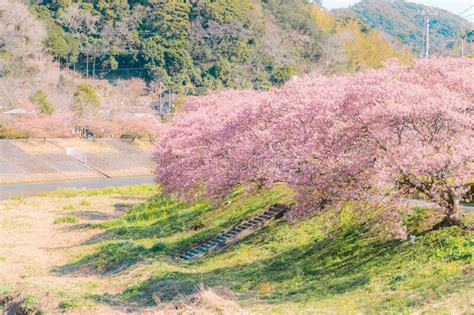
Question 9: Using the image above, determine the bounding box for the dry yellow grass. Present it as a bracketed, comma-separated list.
[154, 285, 250, 315]
[0, 190, 248, 314]
[0, 193, 140, 313]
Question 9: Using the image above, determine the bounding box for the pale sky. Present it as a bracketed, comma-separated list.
[322, 0, 474, 18]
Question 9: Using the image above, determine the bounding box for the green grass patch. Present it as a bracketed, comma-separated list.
[63, 204, 76, 211]
[22, 294, 39, 309]
[0, 283, 9, 294]
[0, 128, 27, 139]
[9, 196, 26, 205]
[41, 184, 158, 198]
[54, 215, 79, 224]
[63, 241, 146, 274]
[59, 185, 292, 275]
[58, 298, 79, 312]
[80, 199, 91, 206]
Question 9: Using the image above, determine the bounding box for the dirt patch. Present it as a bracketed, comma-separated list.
[0, 194, 141, 313]
[0, 189, 249, 314]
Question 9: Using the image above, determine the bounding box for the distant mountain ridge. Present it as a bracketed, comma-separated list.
[333, 0, 472, 57]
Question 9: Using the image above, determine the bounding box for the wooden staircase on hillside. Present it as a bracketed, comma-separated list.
[180, 204, 289, 260]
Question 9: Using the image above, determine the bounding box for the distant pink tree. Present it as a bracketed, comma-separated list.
[11, 112, 73, 141]
[75, 113, 159, 141]
[156, 58, 473, 228]
[74, 116, 115, 138]
[112, 114, 159, 141]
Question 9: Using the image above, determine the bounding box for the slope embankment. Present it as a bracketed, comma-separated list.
[0, 184, 471, 314]
[0, 139, 154, 185]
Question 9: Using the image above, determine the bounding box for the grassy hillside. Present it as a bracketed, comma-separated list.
[2, 184, 471, 313]
[334, 0, 473, 57]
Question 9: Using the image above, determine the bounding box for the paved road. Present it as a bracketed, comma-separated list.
[0, 176, 155, 199]
[408, 199, 474, 213]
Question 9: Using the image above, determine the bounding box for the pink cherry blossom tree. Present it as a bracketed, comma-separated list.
[364, 59, 474, 227]
[11, 112, 73, 141]
[154, 58, 474, 229]
[112, 114, 159, 142]
[73, 113, 159, 141]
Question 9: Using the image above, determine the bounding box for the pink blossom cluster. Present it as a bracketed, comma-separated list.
[9, 111, 159, 140]
[75, 114, 158, 139]
[155, 58, 474, 225]
[11, 111, 74, 139]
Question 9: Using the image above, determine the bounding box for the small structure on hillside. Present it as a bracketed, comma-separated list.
[151, 92, 176, 117]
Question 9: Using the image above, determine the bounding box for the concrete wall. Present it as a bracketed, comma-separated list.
[0, 139, 154, 184]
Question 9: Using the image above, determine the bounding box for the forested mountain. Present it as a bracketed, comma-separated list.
[29, 0, 416, 94]
[334, 0, 473, 57]
[1, 0, 412, 122]
[31, 0, 327, 94]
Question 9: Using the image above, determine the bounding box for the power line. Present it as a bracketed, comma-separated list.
[459, 5, 474, 16]
[446, 37, 468, 57]
[72, 67, 150, 73]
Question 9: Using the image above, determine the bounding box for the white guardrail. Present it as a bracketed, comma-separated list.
[66, 148, 87, 164]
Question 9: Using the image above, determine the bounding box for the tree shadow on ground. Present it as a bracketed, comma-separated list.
[55, 190, 285, 276]
[81, 230, 116, 245]
[112, 196, 149, 201]
[113, 203, 134, 212]
[54, 199, 273, 276]
[72, 211, 116, 221]
[87, 225, 400, 309]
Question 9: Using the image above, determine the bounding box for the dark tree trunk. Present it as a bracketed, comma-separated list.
[445, 196, 462, 225]
[435, 195, 463, 228]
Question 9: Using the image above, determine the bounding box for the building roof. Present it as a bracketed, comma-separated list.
[2, 108, 33, 115]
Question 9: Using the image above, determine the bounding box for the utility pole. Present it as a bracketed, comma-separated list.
[418, 10, 437, 58]
[424, 13, 430, 58]
[445, 38, 466, 58]
[168, 86, 172, 121]
[158, 82, 163, 117]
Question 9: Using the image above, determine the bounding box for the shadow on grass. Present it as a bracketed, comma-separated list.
[55, 209, 270, 275]
[54, 240, 151, 275]
[72, 211, 115, 221]
[86, 225, 400, 309]
[81, 230, 116, 245]
[57, 189, 287, 276]
[113, 203, 134, 212]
